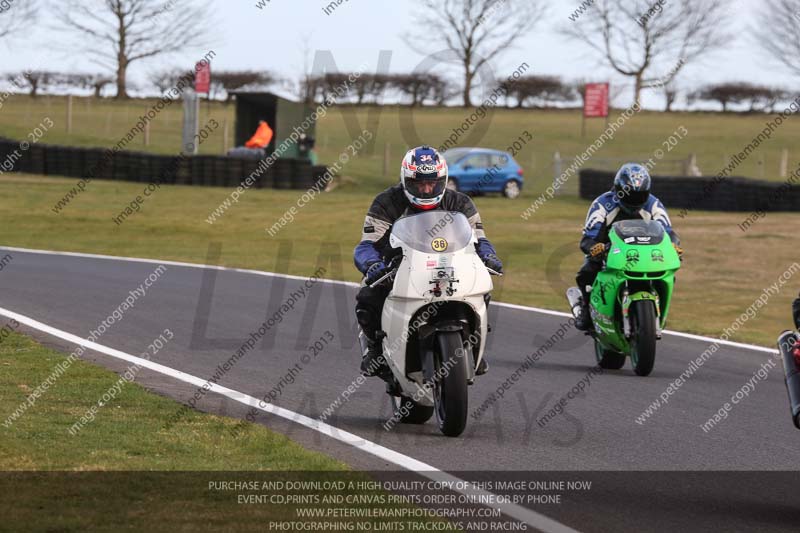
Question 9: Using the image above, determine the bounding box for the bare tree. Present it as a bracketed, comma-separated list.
[407, 0, 547, 107]
[7, 70, 56, 97]
[662, 81, 678, 112]
[81, 73, 116, 97]
[431, 76, 457, 106]
[351, 74, 372, 105]
[690, 83, 783, 113]
[148, 67, 194, 95]
[391, 73, 449, 106]
[56, 0, 213, 98]
[59, 72, 115, 97]
[320, 73, 355, 104]
[754, 0, 800, 76]
[301, 75, 323, 104]
[505, 76, 579, 108]
[563, 0, 731, 106]
[0, 0, 37, 41]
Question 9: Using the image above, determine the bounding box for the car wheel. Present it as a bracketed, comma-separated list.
[446, 178, 459, 192]
[503, 180, 520, 199]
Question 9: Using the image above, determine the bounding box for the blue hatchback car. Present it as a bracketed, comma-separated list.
[442, 148, 524, 199]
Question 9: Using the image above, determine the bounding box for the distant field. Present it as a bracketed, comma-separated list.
[1, 95, 798, 193]
[1, 173, 797, 347]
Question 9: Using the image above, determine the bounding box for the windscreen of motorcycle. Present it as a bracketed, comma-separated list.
[391, 211, 473, 254]
[612, 219, 665, 245]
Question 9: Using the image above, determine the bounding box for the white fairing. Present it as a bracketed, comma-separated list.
[381, 211, 493, 406]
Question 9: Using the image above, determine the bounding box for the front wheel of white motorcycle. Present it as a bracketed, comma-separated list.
[434, 331, 469, 437]
[392, 396, 434, 424]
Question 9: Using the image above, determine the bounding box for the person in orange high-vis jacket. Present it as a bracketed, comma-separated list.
[245, 120, 273, 148]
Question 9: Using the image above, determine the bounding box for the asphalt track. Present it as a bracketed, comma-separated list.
[1, 246, 799, 532]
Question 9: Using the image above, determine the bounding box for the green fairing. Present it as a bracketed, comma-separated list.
[590, 220, 681, 356]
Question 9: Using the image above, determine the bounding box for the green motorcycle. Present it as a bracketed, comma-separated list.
[566, 219, 681, 376]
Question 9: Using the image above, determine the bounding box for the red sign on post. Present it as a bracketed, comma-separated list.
[584, 83, 609, 118]
[195, 61, 211, 94]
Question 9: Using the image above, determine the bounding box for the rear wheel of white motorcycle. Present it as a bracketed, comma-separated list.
[594, 340, 625, 370]
[434, 331, 469, 437]
[392, 396, 434, 424]
[630, 300, 657, 376]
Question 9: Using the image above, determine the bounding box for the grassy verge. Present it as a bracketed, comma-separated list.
[1, 173, 797, 347]
[0, 331, 346, 470]
[0, 332, 457, 530]
[2, 95, 798, 191]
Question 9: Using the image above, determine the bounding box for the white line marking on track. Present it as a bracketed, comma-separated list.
[0, 305, 579, 533]
[0, 245, 778, 355]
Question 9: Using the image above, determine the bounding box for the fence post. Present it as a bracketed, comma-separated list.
[144, 120, 150, 146]
[66, 95, 73, 135]
[182, 89, 199, 155]
[780, 148, 789, 178]
[383, 142, 390, 177]
[685, 153, 698, 176]
[223, 119, 229, 153]
[553, 151, 562, 182]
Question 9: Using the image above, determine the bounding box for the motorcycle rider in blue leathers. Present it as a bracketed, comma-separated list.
[575, 163, 682, 331]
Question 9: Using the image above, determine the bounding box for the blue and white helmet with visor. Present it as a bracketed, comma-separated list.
[400, 145, 449, 210]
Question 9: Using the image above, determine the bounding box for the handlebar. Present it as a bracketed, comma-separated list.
[367, 268, 398, 288]
[367, 256, 503, 287]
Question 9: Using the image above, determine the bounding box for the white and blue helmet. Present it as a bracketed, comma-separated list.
[613, 163, 652, 214]
[400, 145, 448, 210]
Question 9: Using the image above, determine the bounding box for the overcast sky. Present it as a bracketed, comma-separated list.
[2, 0, 795, 108]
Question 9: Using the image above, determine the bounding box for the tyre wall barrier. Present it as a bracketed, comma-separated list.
[579, 169, 800, 212]
[0, 138, 325, 190]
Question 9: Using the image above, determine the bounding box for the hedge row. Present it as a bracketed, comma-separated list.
[0, 138, 328, 190]
[579, 169, 800, 212]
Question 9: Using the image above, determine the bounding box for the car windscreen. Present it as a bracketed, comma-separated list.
[391, 211, 473, 254]
[442, 149, 472, 164]
[612, 219, 665, 242]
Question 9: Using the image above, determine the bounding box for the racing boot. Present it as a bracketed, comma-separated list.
[360, 333, 390, 378]
[575, 301, 592, 332]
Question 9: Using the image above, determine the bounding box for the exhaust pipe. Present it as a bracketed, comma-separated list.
[777, 331, 800, 429]
[566, 287, 583, 319]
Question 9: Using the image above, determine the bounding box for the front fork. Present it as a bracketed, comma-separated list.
[621, 284, 662, 339]
[419, 321, 476, 387]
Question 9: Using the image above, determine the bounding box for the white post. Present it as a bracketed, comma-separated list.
[383, 142, 390, 177]
[66, 95, 73, 135]
[780, 148, 788, 178]
[182, 89, 199, 155]
[553, 151, 563, 195]
[553, 151, 562, 181]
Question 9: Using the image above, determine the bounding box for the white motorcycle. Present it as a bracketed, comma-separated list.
[362, 210, 499, 437]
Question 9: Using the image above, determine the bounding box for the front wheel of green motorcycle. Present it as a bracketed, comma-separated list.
[594, 339, 625, 370]
[630, 300, 658, 376]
